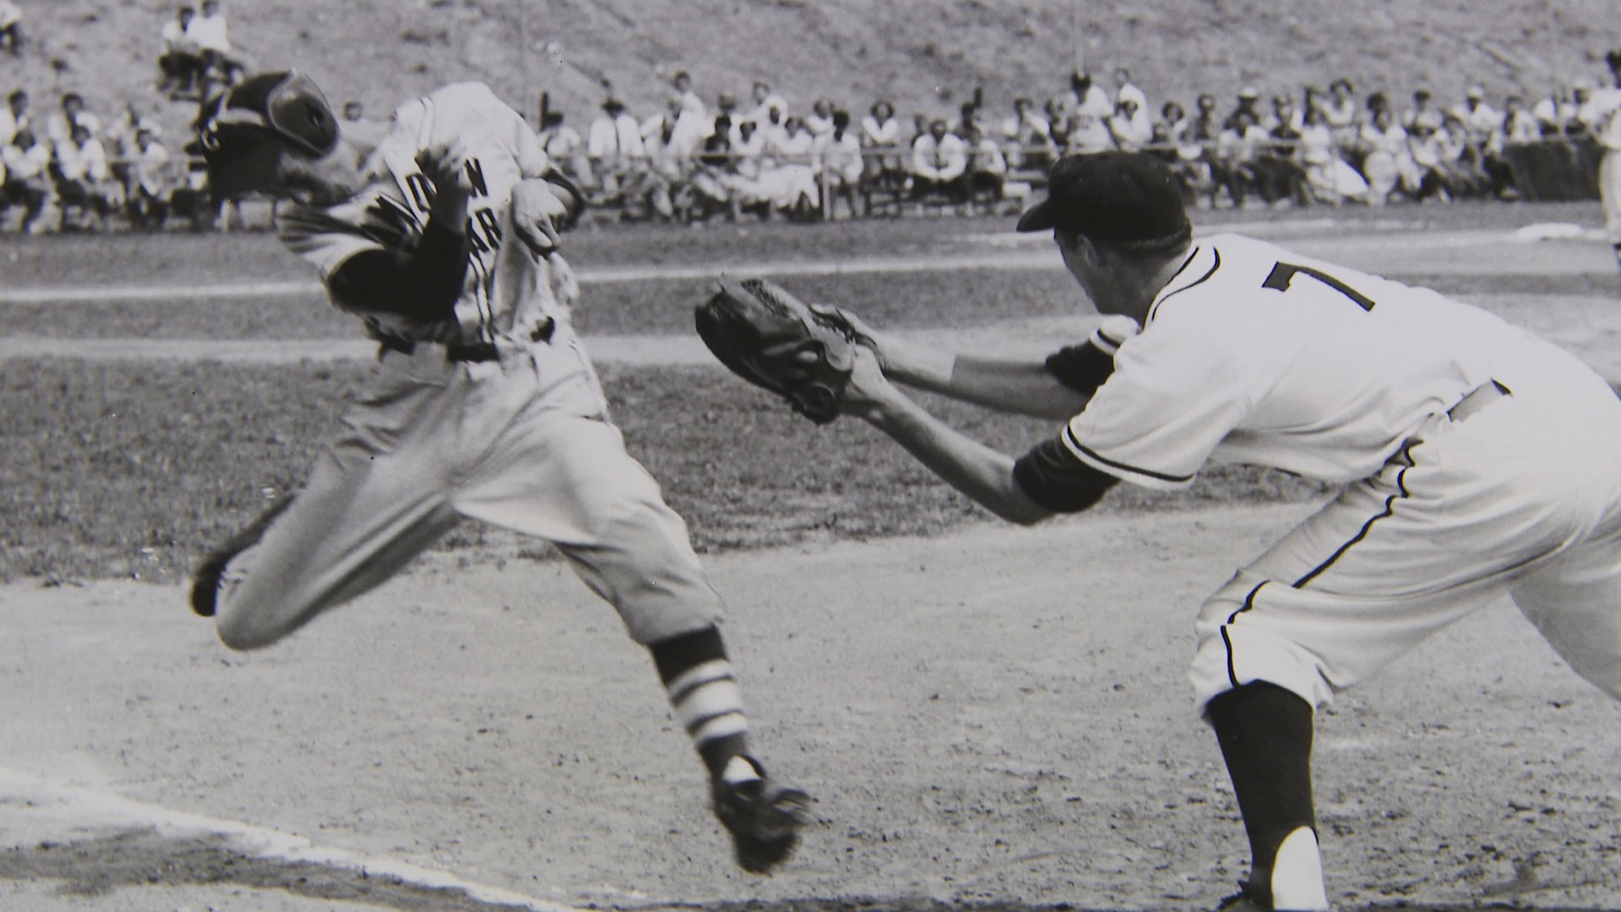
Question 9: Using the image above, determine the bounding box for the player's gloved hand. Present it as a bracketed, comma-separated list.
[415, 139, 474, 228]
[511, 179, 573, 258]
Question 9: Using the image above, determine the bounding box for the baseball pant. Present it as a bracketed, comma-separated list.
[1601, 149, 1621, 248]
[213, 328, 724, 650]
[1190, 349, 1621, 712]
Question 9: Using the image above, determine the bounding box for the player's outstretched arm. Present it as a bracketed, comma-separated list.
[841, 347, 1054, 525]
[826, 306, 1095, 421]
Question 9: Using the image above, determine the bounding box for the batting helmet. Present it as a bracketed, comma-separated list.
[191, 70, 340, 202]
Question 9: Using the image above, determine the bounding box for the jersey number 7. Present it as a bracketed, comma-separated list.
[1262, 261, 1376, 312]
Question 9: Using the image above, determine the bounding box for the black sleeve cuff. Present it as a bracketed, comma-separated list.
[326, 219, 470, 322]
[1013, 435, 1119, 513]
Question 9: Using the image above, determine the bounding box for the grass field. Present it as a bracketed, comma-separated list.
[3, 200, 1617, 584]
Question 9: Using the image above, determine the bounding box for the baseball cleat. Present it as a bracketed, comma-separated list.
[1215, 886, 1272, 912]
[189, 496, 295, 617]
[711, 755, 811, 875]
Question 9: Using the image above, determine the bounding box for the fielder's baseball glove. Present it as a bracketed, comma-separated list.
[695, 276, 859, 424]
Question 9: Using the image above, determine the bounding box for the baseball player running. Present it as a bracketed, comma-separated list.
[185, 70, 807, 874]
[826, 152, 1621, 910]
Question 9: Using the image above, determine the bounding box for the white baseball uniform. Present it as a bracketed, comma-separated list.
[1062, 233, 1621, 711]
[1578, 84, 1621, 251]
[212, 83, 723, 648]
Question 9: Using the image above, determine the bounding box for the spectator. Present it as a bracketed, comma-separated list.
[1261, 92, 1304, 138]
[186, 0, 247, 92]
[1215, 108, 1295, 207]
[158, 5, 206, 97]
[1532, 83, 1584, 137]
[1107, 96, 1153, 152]
[747, 79, 788, 130]
[1068, 70, 1113, 119]
[54, 121, 121, 231]
[586, 96, 647, 205]
[639, 96, 693, 221]
[1043, 94, 1074, 154]
[804, 97, 836, 138]
[1322, 77, 1361, 149]
[0, 0, 21, 56]
[45, 92, 101, 146]
[1428, 112, 1491, 200]
[1297, 104, 1369, 205]
[538, 109, 590, 191]
[860, 98, 907, 192]
[999, 96, 1054, 172]
[909, 117, 968, 203]
[125, 123, 174, 230]
[1400, 88, 1444, 136]
[813, 108, 864, 217]
[1451, 85, 1504, 140]
[1112, 66, 1148, 113]
[0, 89, 29, 146]
[1066, 106, 1114, 154]
[1223, 85, 1264, 132]
[1, 126, 52, 232]
[668, 70, 709, 155]
[760, 113, 819, 220]
[101, 102, 150, 192]
[688, 114, 742, 221]
[962, 120, 1008, 207]
[1501, 94, 1542, 145]
[1357, 106, 1421, 205]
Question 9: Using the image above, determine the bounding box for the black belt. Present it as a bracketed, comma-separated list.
[376, 318, 555, 363]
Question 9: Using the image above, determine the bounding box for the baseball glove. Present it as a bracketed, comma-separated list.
[695, 276, 859, 424]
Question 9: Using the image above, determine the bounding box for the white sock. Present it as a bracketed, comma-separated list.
[1269, 826, 1329, 911]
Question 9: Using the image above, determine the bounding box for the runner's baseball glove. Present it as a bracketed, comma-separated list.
[695, 276, 859, 424]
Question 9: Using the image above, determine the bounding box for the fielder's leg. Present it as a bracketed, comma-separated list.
[1206, 682, 1326, 912]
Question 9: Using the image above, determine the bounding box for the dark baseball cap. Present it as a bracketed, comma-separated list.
[1015, 151, 1191, 246]
[190, 70, 340, 203]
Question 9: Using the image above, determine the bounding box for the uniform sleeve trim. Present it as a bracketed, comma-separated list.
[1062, 423, 1196, 488]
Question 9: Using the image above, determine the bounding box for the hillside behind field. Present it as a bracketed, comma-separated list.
[9, 0, 1620, 143]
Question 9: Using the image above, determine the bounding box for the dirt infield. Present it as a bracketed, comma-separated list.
[2, 504, 1620, 911]
[2, 221, 1620, 911]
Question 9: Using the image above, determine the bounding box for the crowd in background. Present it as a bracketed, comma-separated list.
[2, 0, 1620, 232]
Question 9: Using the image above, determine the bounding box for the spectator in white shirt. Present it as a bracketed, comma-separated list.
[999, 96, 1054, 171]
[126, 124, 174, 230]
[747, 80, 788, 132]
[186, 0, 247, 88]
[1112, 67, 1148, 113]
[2, 126, 53, 232]
[158, 5, 206, 95]
[45, 92, 101, 146]
[54, 121, 121, 231]
[860, 98, 906, 191]
[910, 117, 968, 202]
[813, 108, 863, 217]
[1107, 97, 1154, 152]
[586, 96, 647, 203]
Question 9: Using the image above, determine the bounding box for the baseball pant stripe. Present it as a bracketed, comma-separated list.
[1222, 581, 1269, 688]
[1293, 450, 1414, 589]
